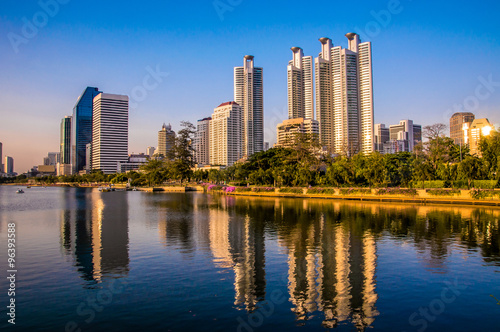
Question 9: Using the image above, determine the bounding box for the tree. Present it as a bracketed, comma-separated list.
[171, 121, 196, 183]
[479, 128, 500, 180]
[458, 156, 484, 189]
[423, 123, 448, 140]
[140, 159, 165, 186]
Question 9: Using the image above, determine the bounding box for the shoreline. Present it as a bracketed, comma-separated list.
[4, 183, 500, 207]
[223, 190, 500, 208]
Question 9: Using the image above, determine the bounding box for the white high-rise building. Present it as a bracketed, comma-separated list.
[196, 117, 211, 166]
[315, 33, 374, 155]
[146, 146, 155, 158]
[209, 102, 242, 166]
[234, 55, 264, 157]
[288, 47, 314, 119]
[91, 93, 129, 174]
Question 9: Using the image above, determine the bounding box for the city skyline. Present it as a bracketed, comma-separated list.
[1, 1, 500, 172]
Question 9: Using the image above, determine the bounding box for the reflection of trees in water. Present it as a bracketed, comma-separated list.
[147, 193, 500, 328]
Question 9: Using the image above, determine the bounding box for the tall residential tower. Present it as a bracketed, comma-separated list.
[234, 55, 264, 157]
[158, 123, 176, 158]
[288, 47, 314, 119]
[315, 33, 374, 155]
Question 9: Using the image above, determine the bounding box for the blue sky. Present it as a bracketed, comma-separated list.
[1, 0, 500, 172]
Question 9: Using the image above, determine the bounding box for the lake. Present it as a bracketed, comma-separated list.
[0, 186, 499, 331]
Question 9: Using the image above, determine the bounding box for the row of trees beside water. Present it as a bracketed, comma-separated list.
[2, 123, 499, 189]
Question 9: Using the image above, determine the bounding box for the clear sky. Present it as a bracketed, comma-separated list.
[1, 0, 499, 173]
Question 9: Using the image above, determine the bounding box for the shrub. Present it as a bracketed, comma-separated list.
[224, 186, 236, 193]
[426, 188, 461, 197]
[377, 188, 418, 197]
[472, 180, 497, 189]
[470, 189, 500, 200]
[235, 187, 252, 192]
[278, 187, 303, 194]
[307, 188, 336, 195]
[207, 185, 223, 191]
[253, 187, 275, 193]
[339, 188, 372, 195]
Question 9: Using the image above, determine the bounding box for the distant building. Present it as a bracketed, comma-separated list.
[195, 117, 211, 166]
[158, 123, 176, 158]
[146, 146, 155, 158]
[374, 120, 421, 154]
[85, 143, 92, 174]
[72, 87, 102, 174]
[276, 118, 319, 147]
[91, 93, 129, 174]
[0, 142, 3, 174]
[117, 154, 149, 173]
[43, 157, 51, 166]
[4, 156, 14, 175]
[60, 116, 72, 165]
[468, 118, 493, 156]
[288, 47, 314, 119]
[234, 55, 264, 157]
[37, 165, 57, 176]
[263, 142, 270, 151]
[209, 102, 242, 166]
[58, 164, 72, 176]
[450, 112, 475, 145]
[374, 124, 390, 153]
[46, 152, 60, 166]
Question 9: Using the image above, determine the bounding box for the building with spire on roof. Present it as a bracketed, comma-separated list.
[234, 55, 264, 157]
[158, 123, 176, 159]
[288, 47, 314, 120]
[315, 33, 374, 155]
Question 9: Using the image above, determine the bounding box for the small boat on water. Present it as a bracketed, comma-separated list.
[16, 189, 25, 194]
[26, 186, 31, 189]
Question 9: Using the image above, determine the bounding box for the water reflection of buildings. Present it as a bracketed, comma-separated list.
[60, 189, 130, 283]
[278, 207, 378, 329]
[208, 197, 266, 312]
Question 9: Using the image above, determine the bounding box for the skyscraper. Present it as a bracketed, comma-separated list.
[195, 117, 211, 166]
[288, 47, 314, 119]
[315, 33, 374, 155]
[91, 93, 129, 174]
[234, 55, 264, 157]
[209, 102, 242, 166]
[0, 142, 3, 174]
[60, 116, 72, 165]
[158, 123, 176, 158]
[450, 112, 475, 145]
[72, 87, 101, 174]
[4, 156, 14, 175]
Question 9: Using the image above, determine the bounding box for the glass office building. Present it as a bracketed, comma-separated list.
[71, 87, 101, 174]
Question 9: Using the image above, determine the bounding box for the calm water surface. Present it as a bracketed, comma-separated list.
[0, 186, 499, 331]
